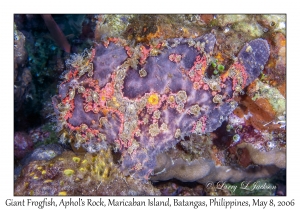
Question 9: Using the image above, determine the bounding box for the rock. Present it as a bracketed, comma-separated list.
[14, 132, 33, 159]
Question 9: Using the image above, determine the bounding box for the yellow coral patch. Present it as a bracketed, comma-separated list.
[58, 191, 67, 196]
[43, 179, 53, 183]
[63, 169, 74, 176]
[79, 167, 86, 172]
[215, 52, 224, 62]
[72, 157, 81, 163]
[148, 93, 159, 105]
[102, 168, 110, 178]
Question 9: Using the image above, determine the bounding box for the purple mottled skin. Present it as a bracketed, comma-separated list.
[54, 33, 270, 180]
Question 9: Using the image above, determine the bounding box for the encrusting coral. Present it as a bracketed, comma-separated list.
[14, 149, 160, 195]
[151, 145, 285, 183]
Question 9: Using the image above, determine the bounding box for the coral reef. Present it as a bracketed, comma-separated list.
[151, 148, 284, 183]
[14, 150, 160, 195]
[150, 116, 285, 185]
[14, 14, 95, 131]
[22, 144, 65, 165]
[14, 24, 32, 112]
[14, 14, 286, 196]
[154, 180, 207, 196]
[14, 68, 32, 112]
[14, 143, 65, 182]
[14, 24, 27, 69]
[53, 32, 270, 181]
[41, 15, 71, 53]
[29, 122, 60, 146]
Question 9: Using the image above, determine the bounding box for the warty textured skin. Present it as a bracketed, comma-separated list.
[53, 33, 270, 180]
